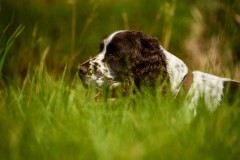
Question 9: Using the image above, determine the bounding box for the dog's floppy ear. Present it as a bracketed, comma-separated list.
[129, 32, 168, 88]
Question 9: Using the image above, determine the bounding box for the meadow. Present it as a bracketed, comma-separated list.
[0, 0, 240, 159]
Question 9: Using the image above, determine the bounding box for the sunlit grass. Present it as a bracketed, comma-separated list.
[0, 63, 239, 159]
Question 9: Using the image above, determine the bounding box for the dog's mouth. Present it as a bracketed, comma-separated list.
[78, 76, 90, 88]
[79, 74, 121, 89]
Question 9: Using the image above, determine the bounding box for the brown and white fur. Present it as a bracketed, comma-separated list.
[78, 30, 240, 120]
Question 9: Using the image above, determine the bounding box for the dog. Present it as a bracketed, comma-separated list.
[78, 30, 240, 119]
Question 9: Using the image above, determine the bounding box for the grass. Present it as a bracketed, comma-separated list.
[0, 25, 25, 74]
[0, 64, 240, 159]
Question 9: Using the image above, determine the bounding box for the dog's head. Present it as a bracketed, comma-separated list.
[78, 30, 168, 90]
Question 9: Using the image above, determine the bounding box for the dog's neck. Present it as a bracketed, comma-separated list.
[160, 46, 189, 95]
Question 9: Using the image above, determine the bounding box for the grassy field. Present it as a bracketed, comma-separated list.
[0, 65, 240, 160]
[1, 0, 240, 159]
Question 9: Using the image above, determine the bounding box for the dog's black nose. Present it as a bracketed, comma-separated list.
[79, 65, 88, 75]
[78, 61, 90, 75]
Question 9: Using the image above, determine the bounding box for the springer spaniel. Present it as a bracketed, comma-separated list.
[78, 30, 240, 120]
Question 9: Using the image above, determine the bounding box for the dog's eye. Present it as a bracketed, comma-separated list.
[109, 53, 114, 58]
[99, 42, 104, 52]
[109, 52, 118, 58]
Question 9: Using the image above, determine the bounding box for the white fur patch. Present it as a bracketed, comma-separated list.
[187, 71, 230, 110]
[160, 46, 188, 95]
[183, 71, 231, 122]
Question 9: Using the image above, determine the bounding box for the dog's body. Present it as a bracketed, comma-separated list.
[78, 30, 240, 119]
[161, 48, 239, 116]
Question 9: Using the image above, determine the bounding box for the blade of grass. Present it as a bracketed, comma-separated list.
[0, 25, 25, 75]
[162, 0, 176, 49]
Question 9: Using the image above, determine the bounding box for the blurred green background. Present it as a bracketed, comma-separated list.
[1, 0, 240, 82]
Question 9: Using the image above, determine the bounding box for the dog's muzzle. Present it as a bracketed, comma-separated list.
[78, 57, 121, 88]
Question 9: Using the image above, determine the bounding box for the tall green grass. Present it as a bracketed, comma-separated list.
[0, 25, 25, 74]
[0, 63, 240, 159]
